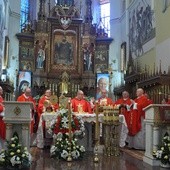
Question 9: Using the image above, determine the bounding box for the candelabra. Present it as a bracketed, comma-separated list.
[102, 105, 120, 156]
[67, 100, 72, 162]
[93, 101, 100, 162]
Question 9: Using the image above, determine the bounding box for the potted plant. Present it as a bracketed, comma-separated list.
[153, 132, 170, 168]
[0, 132, 32, 169]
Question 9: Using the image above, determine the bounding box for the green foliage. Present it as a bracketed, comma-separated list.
[153, 132, 170, 165]
[0, 132, 31, 169]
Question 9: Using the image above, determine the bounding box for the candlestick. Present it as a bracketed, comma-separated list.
[94, 101, 99, 163]
[67, 100, 72, 162]
[95, 101, 99, 140]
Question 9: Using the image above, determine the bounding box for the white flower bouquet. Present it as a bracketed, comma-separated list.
[50, 133, 85, 160]
[49, 109, 86, 160]
[153, 132, 170, 165]
[0, 132, 32, 169]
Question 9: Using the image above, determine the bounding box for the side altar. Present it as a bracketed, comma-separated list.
[3, 101, 33, 150]
[143, 104, 170, 166]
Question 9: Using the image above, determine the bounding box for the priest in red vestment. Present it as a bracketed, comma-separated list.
[0, 86, 5, 141]
[144, 93, 153, 105]
[37, 89, 59, 117]
[71, 90, 92, 113]
[114, 91, 133, 131]
[17, 87, 36, 133]
[98, 90, 114, 106]
[127, 88, 150, 150]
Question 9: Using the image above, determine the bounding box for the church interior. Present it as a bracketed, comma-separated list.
[0, 0, 170, 169]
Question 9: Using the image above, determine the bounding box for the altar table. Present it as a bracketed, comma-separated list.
[36, 113, 128, 149]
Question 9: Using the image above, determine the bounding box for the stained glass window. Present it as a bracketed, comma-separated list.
[20, 0, 29, 31]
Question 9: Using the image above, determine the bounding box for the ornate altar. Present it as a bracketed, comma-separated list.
[16, 0, 112, 99]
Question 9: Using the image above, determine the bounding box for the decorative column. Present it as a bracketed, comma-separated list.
[5, 123, 13, 141]
[144, 121, 152, 157]
[152, 125, 160, 152]
[22, 124, 30, 151]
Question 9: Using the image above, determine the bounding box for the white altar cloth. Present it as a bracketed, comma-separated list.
[36, 113, 128, 149]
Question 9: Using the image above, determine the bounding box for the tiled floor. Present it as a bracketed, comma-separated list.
[29, 147, 162, 170]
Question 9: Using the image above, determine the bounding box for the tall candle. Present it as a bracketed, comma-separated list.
[68, 101, 72, 140]
[95, 101, 99, 140]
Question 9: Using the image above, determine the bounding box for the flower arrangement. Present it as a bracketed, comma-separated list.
[153, 132, 170, 165]
[0, 132, 32, 169]
[49, 109, 86, 160]
[49, 109, 85, 137]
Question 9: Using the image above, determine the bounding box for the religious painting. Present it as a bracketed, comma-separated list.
[53, 30, 76, 66]
[95, 51, 107, 62]
[20, 61, 33, 71]
[95, 64, 107, 73]
[129, 0, 155, 58]
[95, 44, 108, 63]
[20, 47, 34, 58]
[120, 42, 126, 72]
[96, 73, 109, 99]
[18, 71, 32, 96]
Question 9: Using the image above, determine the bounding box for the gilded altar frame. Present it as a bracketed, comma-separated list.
[47, 18, 82, 75]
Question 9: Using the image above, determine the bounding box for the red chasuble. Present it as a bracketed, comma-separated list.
[128, 95, 149, 136]
[114, 98, 133, 131]
[0, 96, 5, 139]
[98, 97, 114, 106]
[71, 98, 92, 113]
[38, 96, 59, 116]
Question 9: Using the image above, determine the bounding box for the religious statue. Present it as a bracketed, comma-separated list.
[83, 43, 94, 71]
[34, 39, 46, 69]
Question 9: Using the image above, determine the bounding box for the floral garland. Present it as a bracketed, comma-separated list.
[0, 132, 32, 169]
[49, 109, 86, 160]
[153, 132, 170, 165]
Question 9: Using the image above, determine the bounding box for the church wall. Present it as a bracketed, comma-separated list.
[137, 48, 156, 74]
[155, 0, 170, 73]
[155, 0, 170, 44]
[7, 0, 20, 91]
[110, 0, 127, 96]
